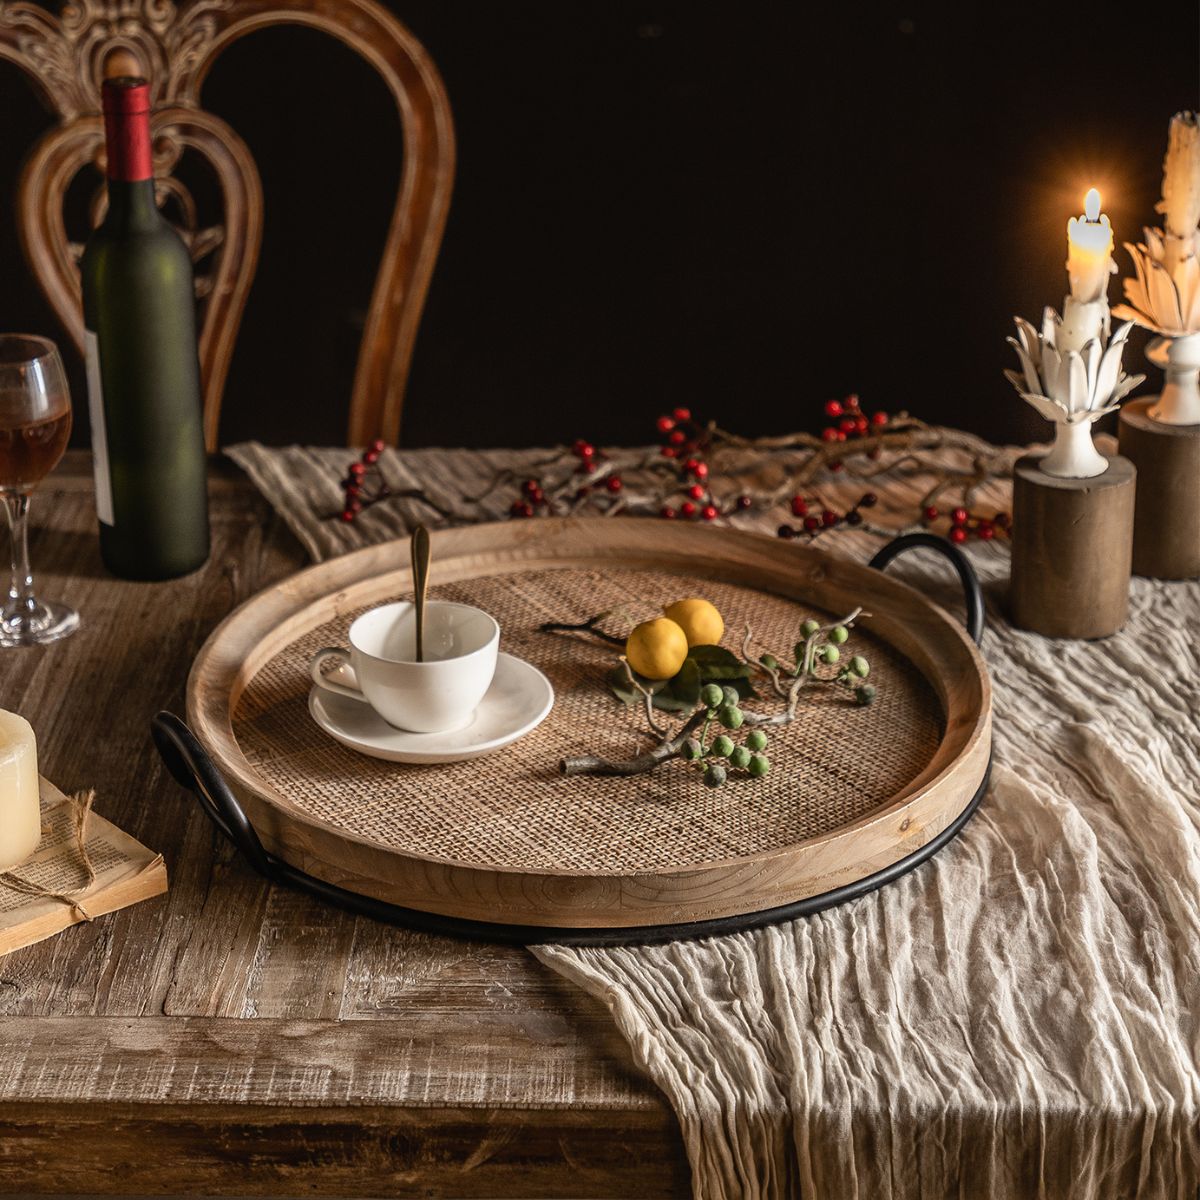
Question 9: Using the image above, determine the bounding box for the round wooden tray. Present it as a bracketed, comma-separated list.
[174, 519, 991, 937]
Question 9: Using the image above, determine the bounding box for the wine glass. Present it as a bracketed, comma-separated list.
[0, 335, 79, 647]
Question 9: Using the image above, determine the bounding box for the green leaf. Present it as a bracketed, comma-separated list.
[686, 644, 750, 681]
[664, 657, 702, 708]
[606, 661, 699, 713]
[725, 675, 758, 700]
[607, 664, 654, 706]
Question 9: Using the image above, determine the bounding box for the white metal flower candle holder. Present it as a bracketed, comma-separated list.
[1114, 244, 1200, 425]
[1007, 188, 1140, 633]
[1005, 310, 1143, 479]
[1113, 112, 1200, 425]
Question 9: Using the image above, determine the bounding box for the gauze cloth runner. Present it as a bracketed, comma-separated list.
[228, 436, 1200, 1199]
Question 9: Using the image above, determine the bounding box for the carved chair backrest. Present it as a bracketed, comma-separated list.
[0, 0, 454, 449]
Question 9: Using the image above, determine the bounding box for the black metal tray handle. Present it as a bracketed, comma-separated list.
[151, 532, 988, 944]
[868, 532, 985, 647]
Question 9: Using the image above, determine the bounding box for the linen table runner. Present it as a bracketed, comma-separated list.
[228, 436, 1200, 1198]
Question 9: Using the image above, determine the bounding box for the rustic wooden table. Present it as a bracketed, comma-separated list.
[0, 453, 688, 1198]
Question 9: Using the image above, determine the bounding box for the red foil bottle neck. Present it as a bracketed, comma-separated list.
[102, 76, 153, 183]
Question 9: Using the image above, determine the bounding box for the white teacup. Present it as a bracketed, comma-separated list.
[310, 601, 499, 733]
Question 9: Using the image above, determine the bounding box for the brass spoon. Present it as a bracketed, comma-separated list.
[410, 524, 431, 662]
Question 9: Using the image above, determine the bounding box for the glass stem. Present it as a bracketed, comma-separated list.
[2, 491, 35, 619]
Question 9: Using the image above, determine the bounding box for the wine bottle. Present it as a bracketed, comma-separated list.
[80, 75, 210, 580]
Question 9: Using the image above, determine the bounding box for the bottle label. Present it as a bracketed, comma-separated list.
[84, 330, 114, 526]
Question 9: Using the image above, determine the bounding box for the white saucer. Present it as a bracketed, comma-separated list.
[308, 652, 554, 764]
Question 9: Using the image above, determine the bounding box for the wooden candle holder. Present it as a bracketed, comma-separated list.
[1009, 453, 1136, 639]
[1118, 398, 1200, 579]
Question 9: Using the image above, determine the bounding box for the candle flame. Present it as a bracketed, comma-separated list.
[1084, 187, 1101, 222]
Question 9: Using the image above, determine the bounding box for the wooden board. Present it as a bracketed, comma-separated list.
[187, 518, 991, 931]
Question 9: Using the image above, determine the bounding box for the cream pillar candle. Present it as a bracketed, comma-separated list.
[0, 710, 41, 872]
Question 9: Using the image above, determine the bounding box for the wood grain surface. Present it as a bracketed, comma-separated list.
[0, 452, 686, 1197]
[1119, 398, 1200, 580]
[1009, 452, 1136, 639]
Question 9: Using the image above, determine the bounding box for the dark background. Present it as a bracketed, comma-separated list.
[0, 2, 1196, 449]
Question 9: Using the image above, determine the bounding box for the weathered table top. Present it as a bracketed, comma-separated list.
[0, 453, 688, 1198]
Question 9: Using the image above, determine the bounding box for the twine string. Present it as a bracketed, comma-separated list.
[0, 790, 98, 921]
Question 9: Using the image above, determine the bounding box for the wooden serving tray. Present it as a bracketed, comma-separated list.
[186, 519, 991, 932]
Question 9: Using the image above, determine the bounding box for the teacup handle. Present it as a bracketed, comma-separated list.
[309, 647, 367, 703]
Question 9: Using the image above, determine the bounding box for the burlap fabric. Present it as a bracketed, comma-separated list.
[228, 435, 1200, 1199]
[236, 568, 940, 873]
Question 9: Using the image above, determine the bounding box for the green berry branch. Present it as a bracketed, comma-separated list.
[559, 607, 873, 780]
[679, 687, 772, 789]
[615, 656, 673, 737]
[739, 609, 876, 716]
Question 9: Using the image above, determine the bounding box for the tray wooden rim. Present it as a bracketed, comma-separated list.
[187, 518, 992, 928]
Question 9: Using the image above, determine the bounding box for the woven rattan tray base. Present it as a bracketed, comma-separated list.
[188, 519, 991, 929]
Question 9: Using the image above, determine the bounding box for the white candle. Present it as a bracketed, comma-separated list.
[0, 710, 41, 872]
[1066, 187, 1114, 304]
[1160, 111, 1200, 276]
[1161, 112, 1200, 238]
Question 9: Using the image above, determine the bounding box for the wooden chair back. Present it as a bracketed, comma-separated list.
[0, 0, 454, 449]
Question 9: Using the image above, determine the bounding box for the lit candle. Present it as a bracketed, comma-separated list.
[1066, 187, 1114, 304]
[0, 710, 41, 872]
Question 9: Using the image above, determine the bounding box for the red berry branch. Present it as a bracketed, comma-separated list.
[332, 399, 1013, 542]
[775, 491, 879, 541]
[337, 439, 457, 524]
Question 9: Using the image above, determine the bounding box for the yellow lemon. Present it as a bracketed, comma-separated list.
[625, 617, 689, 680]
[663, 598, 724, 648]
